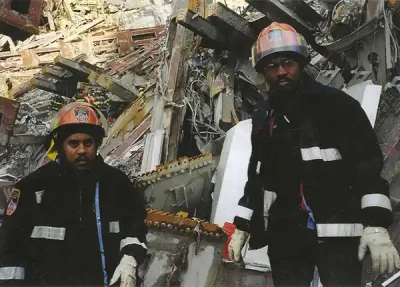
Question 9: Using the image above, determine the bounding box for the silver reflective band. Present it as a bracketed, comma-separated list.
[317, 223, 363, 237]
[120, 237, 147, 251]
[31, 226, 66, 240]
[0, 267, 25, 280]
[301, 147, 342, 161]
[362, 194, 392, 211]
[35, 190, 44, 204]
[263, 190, 277, 216]
[236, 205, 253, 221]
[109, 221, 120, 233]
[256, 161, 261, 174]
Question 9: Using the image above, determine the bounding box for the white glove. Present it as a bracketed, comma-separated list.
[110, 255, 137, 287]
[228, 229, 249, 263]
[358, 227, 400, 275]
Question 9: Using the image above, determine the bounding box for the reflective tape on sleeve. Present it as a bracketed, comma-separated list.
[236, 205, 253, 221]
[361, 194, 392, 211]
[0, 267, 24, 280]
[120, 237, 147, 251]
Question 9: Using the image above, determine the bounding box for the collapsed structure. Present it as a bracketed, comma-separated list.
[2, 0, 400, 286]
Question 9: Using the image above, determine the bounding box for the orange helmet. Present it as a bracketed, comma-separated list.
[251, 22, 310, 72]
[50, 102, 107, 138]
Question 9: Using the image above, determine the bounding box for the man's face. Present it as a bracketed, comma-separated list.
[263, 56, 301, 92]
[62, 133, 97, 172]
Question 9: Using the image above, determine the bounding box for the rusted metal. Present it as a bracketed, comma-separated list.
[107, 46, 157, 76]
[0, 97, 20, 146]
[105, 48, 146, 72]
[146, 209, 224, 237]
[116, 25, 166, 54]
[138, 153, 213, 185]
[0, 0, 44, 35]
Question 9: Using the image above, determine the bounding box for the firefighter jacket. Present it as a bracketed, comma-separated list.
[233, 74, 392, 250]
[0, 157, 148, 285]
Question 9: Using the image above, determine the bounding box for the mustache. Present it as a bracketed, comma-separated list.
[75, 156, 90, 163]
[276, 76, 292, 84]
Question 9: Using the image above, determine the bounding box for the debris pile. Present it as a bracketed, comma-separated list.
[0, 0, 172, 178]
[0, 0, 170, 96]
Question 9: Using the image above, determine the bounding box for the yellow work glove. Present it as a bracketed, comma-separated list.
[228, 229, 249, 263]
[110, 255, 137, 287]
[358, 227, 400, 275]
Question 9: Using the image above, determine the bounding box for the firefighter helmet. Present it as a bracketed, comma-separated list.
[251, 22, 310, 73]
[46, 102, 108, 161]
[50, 102, 107, 137]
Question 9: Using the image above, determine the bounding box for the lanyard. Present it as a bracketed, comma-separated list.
[95, 182, 109, 286]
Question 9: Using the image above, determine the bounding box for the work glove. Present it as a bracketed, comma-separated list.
[358, 227, 400, 275]
[110, 255, 137, 287]
[228, 229, 249, 263]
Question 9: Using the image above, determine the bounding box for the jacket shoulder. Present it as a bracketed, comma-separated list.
[310, 81, 363, 117]
[313, 81, 359, 106]
[99, 162, 132, 186]
[15, 161, 60, 192]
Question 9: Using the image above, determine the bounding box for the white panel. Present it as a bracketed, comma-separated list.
[344, 81, 382, 128]
[211, 119, 252, 226]
[140, 129, 165, 174]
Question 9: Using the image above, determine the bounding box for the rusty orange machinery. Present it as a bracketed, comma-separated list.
[146, 209, 225, 239]
[137, 153, 213, 187]
[0, 0, 44, 35]
[389, 0, 400, 8]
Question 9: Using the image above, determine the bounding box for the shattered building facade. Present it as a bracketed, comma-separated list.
[3, 0, 400, 286]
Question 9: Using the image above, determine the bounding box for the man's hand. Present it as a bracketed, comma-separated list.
[110, 255, 137, 287]
[358, 227, 400, 275]
[228, 229, 249, 263]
